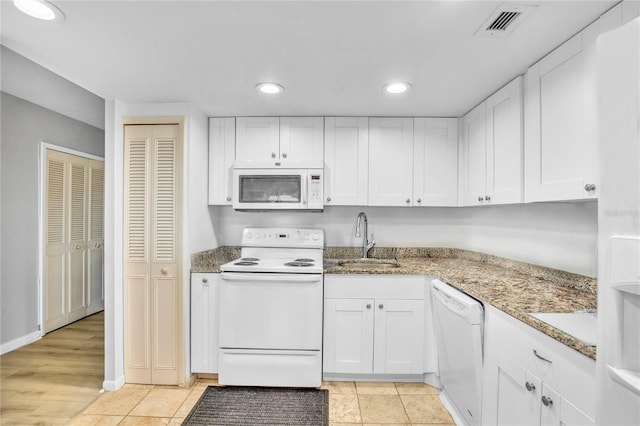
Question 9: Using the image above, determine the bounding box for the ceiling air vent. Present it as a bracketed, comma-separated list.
[475, 5, 536, 37]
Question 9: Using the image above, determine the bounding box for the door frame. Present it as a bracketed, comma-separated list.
[38, 142, 104, 337]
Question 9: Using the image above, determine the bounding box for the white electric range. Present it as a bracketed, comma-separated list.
[218, 227, 324, 387]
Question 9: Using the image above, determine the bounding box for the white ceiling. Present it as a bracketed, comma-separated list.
[1, 0, 617, 117]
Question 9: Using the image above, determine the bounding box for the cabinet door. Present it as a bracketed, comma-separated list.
[461, 103, 487, 206]
[413, 118, 458, 206]
[486, 77, 523, 205]
[280, 117, 324, 166]
[235, 117, 279, 162]
[208, 117, 235, 205]
[191, 273, 219, 374]
[368, 118, 414, 206]
[496, 352, 541, 426]
[323, 298, 374, 374]
[373, 299, 424, 374]
[324, 117, 368, 205]
[524, 34, 588, 202]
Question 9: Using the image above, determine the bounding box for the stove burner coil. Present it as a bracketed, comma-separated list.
[240, 257, 260, 261]
[293, 258, 315, 263]
[285, 261, 313, 267]
[234, 261, 258, 266]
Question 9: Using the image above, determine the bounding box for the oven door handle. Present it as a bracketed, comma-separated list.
[220, 272, 322, 283]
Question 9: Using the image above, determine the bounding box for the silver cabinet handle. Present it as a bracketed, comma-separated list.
[76, 245, 81, 250]
[282, 152, 287, 159]
[584, 183, 596, 192]
[202, 277, 208, 283]
[533, 349, 552, 363]
[271, 152, 276, 158]
[161, 268, 168, 276]
[542, 395, 553, 407]
[378, 303, 384, 309]
[478, 196, 483, 202]
[94, 243, 100, 248]
[525, 382, 536, 392]
[326, 197, 331, 202]
[405, 198, 410, 204]
[226, 196, 232, 202]
[485, 195, 491, 201]
[366, 304, 372, 309]
[417, 198, 422, 203]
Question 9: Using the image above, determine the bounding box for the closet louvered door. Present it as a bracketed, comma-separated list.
[87, 160, 105, 315]
[124, 124, 180, 385]
[45, 150, 103, 333]
[45, 151, 68, 332]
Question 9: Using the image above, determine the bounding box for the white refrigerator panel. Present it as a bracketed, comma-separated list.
[596, 16, 640, 425]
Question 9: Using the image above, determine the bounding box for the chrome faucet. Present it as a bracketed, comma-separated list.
[355, 212, 375, 258]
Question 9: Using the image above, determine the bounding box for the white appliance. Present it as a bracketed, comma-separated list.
[218, 227, 324, 387]
[431, 278, 484, 426]
[232, 164, 323, 211]
[596, 17, 640, 425]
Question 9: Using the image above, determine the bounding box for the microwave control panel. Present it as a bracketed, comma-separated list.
[308, 171, 323, 210]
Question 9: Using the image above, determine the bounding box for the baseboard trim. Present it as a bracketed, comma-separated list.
[103, 375, 125, 392]
[0, 330, 41, 355]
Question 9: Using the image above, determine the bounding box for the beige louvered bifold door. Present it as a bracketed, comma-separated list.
[45, 151, 68, 332]
[124, 124, 180, 385]
[87, 160, 105, 315]
[45, 150, 103, 333]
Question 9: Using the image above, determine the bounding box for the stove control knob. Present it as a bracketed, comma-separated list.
[312, 233, 319, 241]
[246, 232, 253, 239]
[255, 233, 261, 239]
[304, 232, 310, 240]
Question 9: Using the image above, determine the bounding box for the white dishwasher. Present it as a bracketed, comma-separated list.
[431, 278, 484, 426]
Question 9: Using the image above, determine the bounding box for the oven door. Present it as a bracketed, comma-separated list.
[219, 272, 323, 350]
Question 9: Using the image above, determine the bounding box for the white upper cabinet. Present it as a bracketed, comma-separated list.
[208, 117, 235, 205]
[280, 117, 324, 166]
[235, 117, 279, 163]
[524, 7, 622, 202]
[413, 118, 458, 207]
[235, 117, 323, 167]
[462, 77, 523, 206]
[368, 117, 414, 206]
[324, 117, 369, 206]
[486, 77, 523, 204]
[461, 103, 488, 206]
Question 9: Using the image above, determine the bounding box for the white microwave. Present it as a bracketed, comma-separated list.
[232, 167, 324, 211]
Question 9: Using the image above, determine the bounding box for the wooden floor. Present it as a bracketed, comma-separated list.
[0, 312, 104, 425]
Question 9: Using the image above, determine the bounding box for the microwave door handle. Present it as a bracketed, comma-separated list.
[302, 172, 308, 206]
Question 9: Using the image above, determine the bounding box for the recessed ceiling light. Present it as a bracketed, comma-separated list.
[383, 82, 411, 94]
[256, 83, 284, 95]
[14, 0, 64, 21]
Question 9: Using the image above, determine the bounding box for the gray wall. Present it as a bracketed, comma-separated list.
[1, 48, 105, 348]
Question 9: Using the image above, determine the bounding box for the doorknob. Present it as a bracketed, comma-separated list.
[161, 268, 168, 276]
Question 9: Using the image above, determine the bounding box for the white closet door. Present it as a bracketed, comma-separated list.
[67, 161, 88, 323]
[45, 151, 68, 332]
[124, 124, 180, 385]
[87, 160, 104, 315]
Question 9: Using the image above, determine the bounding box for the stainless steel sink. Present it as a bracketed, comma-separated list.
[337, 259, 401, 269]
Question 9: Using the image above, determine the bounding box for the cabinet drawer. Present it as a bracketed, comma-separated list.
[325, 274, 425, 299]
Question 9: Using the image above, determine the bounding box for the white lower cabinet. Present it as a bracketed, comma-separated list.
[323, 275, 425, 376]
[190, 273, 219, 374]
[483, 305, 595, 425]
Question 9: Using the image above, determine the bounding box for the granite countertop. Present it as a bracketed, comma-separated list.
[191, 246, 597, 360]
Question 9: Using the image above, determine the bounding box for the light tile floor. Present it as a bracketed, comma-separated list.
[69, 379, 455, 425]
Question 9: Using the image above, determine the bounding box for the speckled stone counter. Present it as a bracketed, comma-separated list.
[191, 246, 597, 360]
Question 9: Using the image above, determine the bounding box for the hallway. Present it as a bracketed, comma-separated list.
[0, 312, 104, 425]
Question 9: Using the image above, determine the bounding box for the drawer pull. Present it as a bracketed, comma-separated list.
[525, 381, 536, 392]
[542, 395, 553, 407]
[533, 349, 552, 363]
